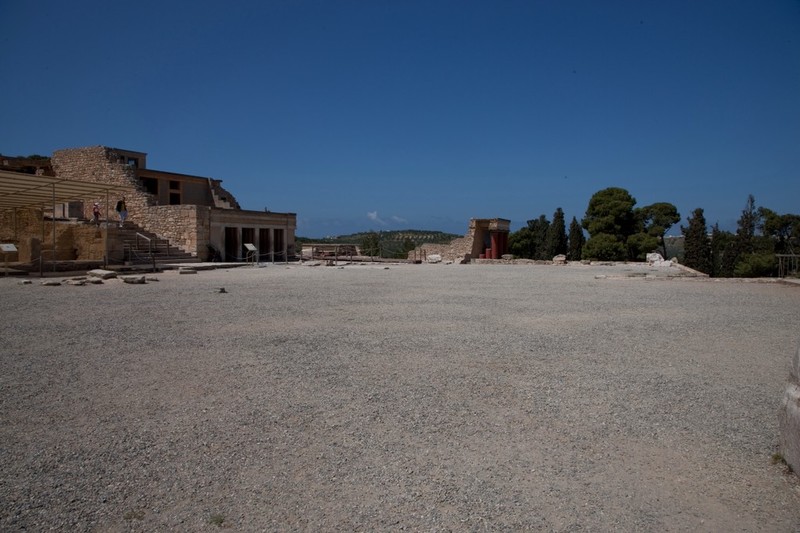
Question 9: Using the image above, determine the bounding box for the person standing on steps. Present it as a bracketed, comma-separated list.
[92, 202, 101, 226]
[115, 196, 128, 228]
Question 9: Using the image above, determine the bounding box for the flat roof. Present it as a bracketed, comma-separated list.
[0, 170, 133, 211]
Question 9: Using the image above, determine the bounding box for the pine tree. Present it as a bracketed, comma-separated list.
[735, 194, 759, 255]
[528, 215, 551, 260]
[711, 224, 736, 277]
[681, 208, 711, 274]
[546, 208, 568, 258]
[568, 216, 585, 260]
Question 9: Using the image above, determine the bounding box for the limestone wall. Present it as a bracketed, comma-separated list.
[408, 234, 473, 263]
[0, 208, 41, 261]
[51, 147, 214, 257]
[0, 209, 106, 262]
[136, 205, 211, 258]
[51, 146, 156, 224]
[779, 344, 800, 474]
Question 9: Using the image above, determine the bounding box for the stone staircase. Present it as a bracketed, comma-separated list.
[109, 223, 199, 265]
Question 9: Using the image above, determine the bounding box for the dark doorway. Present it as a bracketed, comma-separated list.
[241, 228, 255, 258]
[224, 227, 238, 261]
[274, 229, 285, 261]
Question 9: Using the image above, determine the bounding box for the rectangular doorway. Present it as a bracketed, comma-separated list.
[224, 227, 238, 261]
[241, 228, 255, 258]
[259, 228, 271, 261]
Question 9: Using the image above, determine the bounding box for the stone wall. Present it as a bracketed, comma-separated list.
[408, 234, 473, 263]
[407, 218, 510, 263]
[779, 344, 800, 474]
[50, 147, 217, 257]
[136, 205, 212, 258]
[51, 146, 156, 224]
[0, 208, 42, 261]
[0, 208, 106, 262]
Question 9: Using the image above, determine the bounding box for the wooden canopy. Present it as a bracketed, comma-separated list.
[0, 170, 132, 211]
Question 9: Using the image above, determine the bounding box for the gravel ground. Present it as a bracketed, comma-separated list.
[1, 262, 799, 532]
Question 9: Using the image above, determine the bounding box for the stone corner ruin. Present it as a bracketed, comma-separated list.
[408, 218, 511, 263]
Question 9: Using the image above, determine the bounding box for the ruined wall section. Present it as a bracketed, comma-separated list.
[51, 147, 207, 257]
[408, 233, 474, 263]
[0, 208, 43, 262]
[209, 179, 241, 209]
[135, 205, 211, 258]
[0, 206, 105, 262]
[51, 146, 157, 223]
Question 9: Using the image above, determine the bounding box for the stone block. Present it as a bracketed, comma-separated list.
[779, 344, 800, 475]
[120, 275, 146, 284]
[88, 269, 117, 279]
[779, 382, 800, 474]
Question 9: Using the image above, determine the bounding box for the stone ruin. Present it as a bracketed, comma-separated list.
[408, 218, 510, 264]
[779, 343, 800, 474]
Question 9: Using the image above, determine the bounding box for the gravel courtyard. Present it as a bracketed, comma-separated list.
[1, 262, 799, 531]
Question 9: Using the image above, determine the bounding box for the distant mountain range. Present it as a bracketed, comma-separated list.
[296, 229, 462, 245]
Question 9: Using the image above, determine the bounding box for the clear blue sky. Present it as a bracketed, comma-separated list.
[2, 1, 798, 238]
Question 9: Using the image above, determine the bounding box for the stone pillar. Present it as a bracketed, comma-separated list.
[779, 344, 800, 474]
[490, 232, 499, 259]
[269, 228, 275, 263]
[236, 227, 242, 260]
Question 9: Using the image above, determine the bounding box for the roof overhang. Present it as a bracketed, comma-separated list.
[0, 170, 133, 211]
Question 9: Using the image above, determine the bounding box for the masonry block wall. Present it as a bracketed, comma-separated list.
[136, 205, 212, 259]
[779, 345, 800, 474]
[0, 208, 42, 261]
[0, 208, 106, 262]
[50, 147, 217, 257]
[408, 234, 473, 263]
[51, 146, 155, 222]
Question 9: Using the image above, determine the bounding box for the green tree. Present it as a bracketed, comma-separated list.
[508, 226, 533, 259]
[638, 202, 680, 258]
[581, 187, 637, 261]
[626, 232, 659, 261]
[530, 215, 551, 260]
[726, 194, 778, 277]
[760, 208, 800, 254]
[360, 231, 381, 257]
[735, 194, 760, 255]
[568, 216, 585, 261]
[711, 224, 736, 277]
[583, 233, 626, 261]
[681, 208, 711, 274]
[582, 187, 638, 240]
[546, 208, 568, 258]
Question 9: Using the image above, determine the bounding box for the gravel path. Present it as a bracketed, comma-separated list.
[1, 263, 799, 531]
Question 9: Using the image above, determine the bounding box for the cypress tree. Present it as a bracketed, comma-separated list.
[568, 216, 585, 260]
[681, 208, 711, 274]
[546, 208, 568, 258]
[527, 215, 550, 260]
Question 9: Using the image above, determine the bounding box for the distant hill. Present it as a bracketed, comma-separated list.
[297, 229, 461, 246]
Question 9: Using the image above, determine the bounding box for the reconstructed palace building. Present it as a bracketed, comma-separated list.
[0, 146, 296, 265]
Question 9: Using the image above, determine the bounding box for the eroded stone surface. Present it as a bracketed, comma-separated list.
[87, 269, 117, 279]
[780, 344, 800, 474]
[120, 275, 146, 284]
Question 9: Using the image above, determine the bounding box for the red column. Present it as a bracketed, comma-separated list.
[490, 232, 499, 259]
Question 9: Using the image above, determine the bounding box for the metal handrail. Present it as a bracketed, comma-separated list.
[133, 232, 156, 271]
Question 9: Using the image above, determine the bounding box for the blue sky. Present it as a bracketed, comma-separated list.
[1, 1, 798, 238]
